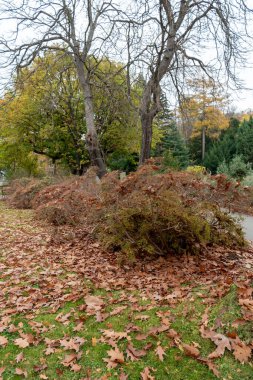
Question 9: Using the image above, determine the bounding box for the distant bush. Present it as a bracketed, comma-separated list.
[242, 173, 253, 187]
[163, 150, 181, 170]
[186, 165, 207, 175]
[217, 155, 251, 181]
[107, 151, 139, 173]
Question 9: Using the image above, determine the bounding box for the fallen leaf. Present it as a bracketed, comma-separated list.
[60, 338, 80, 352]
[155, 345, 166, 361]
[0, 336, 8, 347]
[92, 337, 97, 346]
[232, 342, 251, 363]
[135, 333, 148, 341]
[140, 367, 155, 380]
[0, 368, 5, 377]
[110, 306, 127, 316]
[135, 315, 150, 321]
[206, 360, 220, 378]
[14, 338, 30, 349]
[102, 329, 128, 341]
[71, 363, 82, 372]
[61, 353, 77, 367]
[15, 368, 28, 378]
[84, 295, 104, 310]
[34, 364, 47, 372]
[208, 334, 231, 359]
[126, 343, 147, 361]
[104, 347, 124, 369]
[16, 353, 24, 363]
[182, 343, 200, 358]
[119, 371, 129, 380]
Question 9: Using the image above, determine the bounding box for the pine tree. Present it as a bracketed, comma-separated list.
[154, 93, 189, 169]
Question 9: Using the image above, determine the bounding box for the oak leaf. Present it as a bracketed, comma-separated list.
[232, 343, 251, 363]
[155, 345, 166, 361]
[60, 338, 79, 352]
[15, 368, 28, 378]
[140, 367, 155, 380]
[0, 368, 5, 376]
[16, 353, 24, 363]
[126, 343, 147, 361]
[71, 363, 82, 372]
[182, 343, 200, 358]
[0, 336, 8, 347]
[104, 347, 124, 369]
[61, 353, 77, 367]
[84, 295, 104, 310]
[14, 338, 29, 348]
[208, 334, 231, 359]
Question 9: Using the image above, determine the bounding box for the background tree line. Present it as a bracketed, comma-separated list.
[0, 1, 252, 178]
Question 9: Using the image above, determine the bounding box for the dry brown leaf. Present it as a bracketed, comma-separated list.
[0, 368, 5, 377]
[155, 345, 166, 361]
[34, 364, 47, 373]
[126, 343, 147, 361]
[140, 367, 155, 380]
[135, 333, 148, 341]
[119, 372, 129, 380]
[208, 334, 231, 359]
[16, 353, 24, 363]
[92, 337, 97, 346]
[135, 315, 150, 321]
[44, 347, 55, 355]
[15, 368, 28, 378]
[110, 306, 127, 316]
[0, 336, 8, 347]
[60, 338, 80, 352]
[232, 343, 251, 363]
[182, 343, 200, 358]
[61, 353, 77, 367]
[84, 295, 104, 310]
[104, 347, 124, 369]
[206, 361, 220, 378]
[14, 338, 30, 349]
[39, 375, 48, 379]
[167, 329, 179, 339]
[71, 363, 82, 372]
[73, 322, 84, 332]
[102, 329, 128, 341]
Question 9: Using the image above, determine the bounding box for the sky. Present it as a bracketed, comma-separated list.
[232, 65, 253, 112]
[1, 2, 253, 113]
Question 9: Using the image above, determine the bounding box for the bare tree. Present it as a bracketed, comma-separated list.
[125, 0, 253, 163]
[0, 0, 121, 177]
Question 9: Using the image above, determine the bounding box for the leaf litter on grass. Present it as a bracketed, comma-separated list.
[0, 201, 253, 379]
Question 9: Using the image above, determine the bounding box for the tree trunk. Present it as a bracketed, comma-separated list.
[201, 126, 206, 161]
[74, 55, 106, 177]
[140, 112, 154, 164]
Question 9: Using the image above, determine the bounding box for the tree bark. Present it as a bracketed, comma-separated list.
[75, 55, 106, 177]
[140, 112, 154, 163]
[201, 126, 206, 161]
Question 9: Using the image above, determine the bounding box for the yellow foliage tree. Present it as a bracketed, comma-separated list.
[179, 78, 229, 160]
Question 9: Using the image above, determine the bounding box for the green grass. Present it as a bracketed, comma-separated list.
[1, 287, 253, 379]
[0, 201, 253, 379]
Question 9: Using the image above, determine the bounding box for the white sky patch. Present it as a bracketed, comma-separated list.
[0, 1, 253, 112]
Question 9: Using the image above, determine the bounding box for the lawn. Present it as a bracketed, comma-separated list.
[0, 201, 252, 379]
